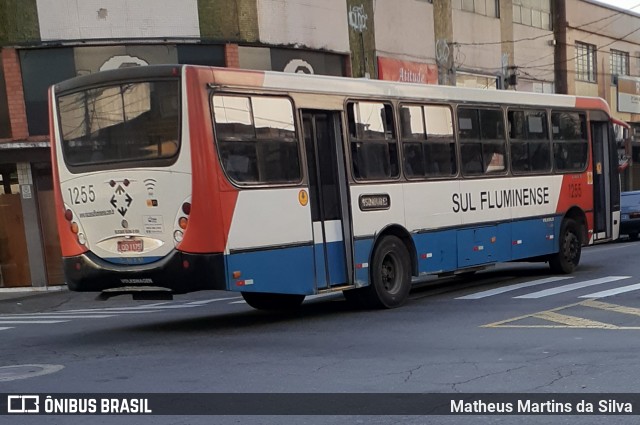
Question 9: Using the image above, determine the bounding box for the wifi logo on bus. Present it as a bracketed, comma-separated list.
[144, 178, 157, 196]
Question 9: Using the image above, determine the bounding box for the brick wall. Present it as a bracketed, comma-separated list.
[225, 44, 240, 68]
[1, 48, 28, 140]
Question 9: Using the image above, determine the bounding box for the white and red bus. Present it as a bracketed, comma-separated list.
[49, 65, 620, 309]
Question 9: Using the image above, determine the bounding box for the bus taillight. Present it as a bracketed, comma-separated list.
[178, 217, 188, 230]
[64, 209, 73, 221]
[182, 202, 191, 215]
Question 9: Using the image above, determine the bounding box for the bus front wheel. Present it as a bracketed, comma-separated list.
[241, 292, 305, 311]
[361, 235, 411, 309]
[549, 218, 582, 274]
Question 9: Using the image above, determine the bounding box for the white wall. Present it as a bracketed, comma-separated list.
[257, 0, 349, 53]
[374, 0, 435, 62]
[513, 24, 555, 83]
[36, 0, 200, 40]
[452, 9, 501, 74]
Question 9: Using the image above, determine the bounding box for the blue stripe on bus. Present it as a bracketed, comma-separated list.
[354, 238, 374, 286]
[313, 240, 348, 290]
[415, 215, 560, 274]
[226, 245, 316, 295]
[221, 215, 561, 294]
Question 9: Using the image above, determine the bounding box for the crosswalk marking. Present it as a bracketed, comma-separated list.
[65, 304, 200, 313]
[186, 297, 242, 305]
[0, 296, 253, 330]
[579, 283, 640, 299]
[54, 310, 158, 315]
[513, 276, 631, 299]
[0, 320, 69, 324]
[456, 276, 573, 299]
[0, 315, 114, 319]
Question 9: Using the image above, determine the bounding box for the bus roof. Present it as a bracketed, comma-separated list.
[53, 64, 610, 114]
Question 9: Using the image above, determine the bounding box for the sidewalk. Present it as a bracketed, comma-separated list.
[0, 285, 68, 302]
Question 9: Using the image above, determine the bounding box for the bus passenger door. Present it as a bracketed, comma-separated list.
[591, 120, 615, 241]
[302, 111, 352, 290]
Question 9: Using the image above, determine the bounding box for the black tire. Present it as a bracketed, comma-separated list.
[359, 235, 412, 309]
[241, 292, 305, 311]
[549, 218, 582, 274]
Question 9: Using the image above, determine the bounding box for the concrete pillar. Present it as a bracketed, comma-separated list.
[433, 0, 455, 85]
[17, 162, 47, 287]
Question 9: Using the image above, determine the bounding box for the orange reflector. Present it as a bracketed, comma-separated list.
[182, 260, 190, 269]
[178, 217, 188, 229]
[70, 222, 79, 234]
[232, 271, 241, 279]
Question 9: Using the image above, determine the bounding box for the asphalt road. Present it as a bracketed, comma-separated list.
[3, 239, 640, 424]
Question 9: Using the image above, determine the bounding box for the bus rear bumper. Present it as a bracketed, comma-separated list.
[62, 250, 226, 294]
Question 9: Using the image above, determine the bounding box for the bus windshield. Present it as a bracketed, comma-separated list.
[57, 80, 180, 167]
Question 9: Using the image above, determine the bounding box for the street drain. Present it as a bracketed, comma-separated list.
[0, 364, 64, 382]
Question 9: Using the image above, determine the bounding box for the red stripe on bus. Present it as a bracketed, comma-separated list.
[49, 87, 87, 257]
[178, 67, 239, 253]
[575, 97, 610, 113]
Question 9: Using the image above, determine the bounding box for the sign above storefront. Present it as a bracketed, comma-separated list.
[617, 76, 640, 114]
[377, 56, 437, 85]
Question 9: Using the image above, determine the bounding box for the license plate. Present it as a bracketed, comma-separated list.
[117, 239, 143, 253]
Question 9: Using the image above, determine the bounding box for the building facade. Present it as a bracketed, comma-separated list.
[0, 0, 639, 288]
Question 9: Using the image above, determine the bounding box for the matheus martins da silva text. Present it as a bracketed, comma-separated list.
[451, 399, 633, 414]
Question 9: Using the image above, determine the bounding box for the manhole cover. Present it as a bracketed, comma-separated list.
[0, 364, 64, 382]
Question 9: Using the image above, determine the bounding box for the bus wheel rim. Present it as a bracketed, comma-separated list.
[381, 252, 400, 294]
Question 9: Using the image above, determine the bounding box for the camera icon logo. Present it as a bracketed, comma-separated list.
[7, 395, 40, 413]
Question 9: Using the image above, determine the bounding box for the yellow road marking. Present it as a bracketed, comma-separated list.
[580, 299, 640, 317]
[531, 311, 618, 329]
[483, 300, 640, 329]
[482, 301, 586, 328]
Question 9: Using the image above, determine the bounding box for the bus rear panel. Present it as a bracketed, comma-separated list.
[50, 66, 224, 294]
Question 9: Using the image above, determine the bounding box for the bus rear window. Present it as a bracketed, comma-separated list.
[57, 80, 180, 167]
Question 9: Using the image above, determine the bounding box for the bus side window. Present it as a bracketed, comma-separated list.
[399, 105, 426, 178]
[459, 107, 506, 176]
[508, 109, 550, 174]
[551, 111, 588, 172]
[458, 108, 484, 175]
[424, 105, 456, 176]
[479, 109, 506, 174]
[400, 104, 456, 179]
[349, 101, 399, 180]
[213, 94, 301, 184]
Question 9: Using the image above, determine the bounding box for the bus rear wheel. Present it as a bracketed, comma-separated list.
[241, 292, 305, 311]
[549, 218, 581, 274]
[359, 235, 411, 309]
